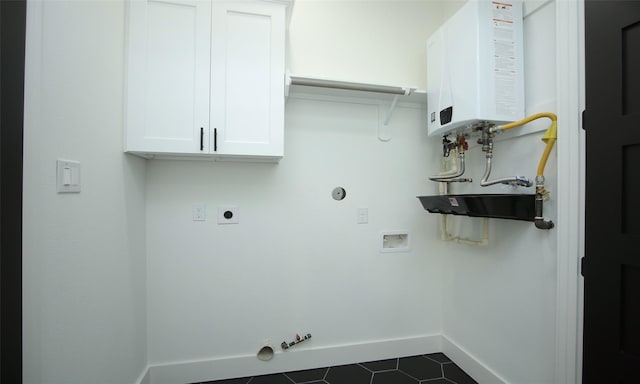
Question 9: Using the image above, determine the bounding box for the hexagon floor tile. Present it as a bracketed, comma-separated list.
[196, 353, 477, 384]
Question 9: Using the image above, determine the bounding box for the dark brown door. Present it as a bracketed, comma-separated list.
[1, 0, 26, 382]
[583, 1, 640, 382]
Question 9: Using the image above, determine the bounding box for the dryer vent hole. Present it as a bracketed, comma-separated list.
[257, 345, 274, 361]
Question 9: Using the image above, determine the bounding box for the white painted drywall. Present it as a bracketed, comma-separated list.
[288, 0, 447, 89]
[145, 99, 444, 373]
[22, 1, 147, 383]
[439, 1, 559, 382]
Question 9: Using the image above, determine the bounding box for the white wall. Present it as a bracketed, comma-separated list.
[288, 0, 448, 89]
[439, 1, 559, 382]
[145, 98, 444, 380]
[22, 1, 147, 383]
[144, 2, 454, 381]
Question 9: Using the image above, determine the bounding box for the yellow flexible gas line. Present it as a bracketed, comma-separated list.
[537, 120, 557, 177]
[492, 112, 557, 229]
[500, 112, 557, 132]
[495, 112, 558, 179]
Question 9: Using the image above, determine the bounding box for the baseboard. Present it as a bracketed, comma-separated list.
[140, 333, 506, 384]
[442, 334, 507, 384]
[147, 334, 442, 384]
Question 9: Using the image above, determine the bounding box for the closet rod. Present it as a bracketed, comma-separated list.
[289, 76, 412, 96]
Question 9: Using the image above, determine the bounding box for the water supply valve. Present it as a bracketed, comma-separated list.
[442, 135, 454, 157]
[457, 134, 469, 151]
[281, 333, 312, 350]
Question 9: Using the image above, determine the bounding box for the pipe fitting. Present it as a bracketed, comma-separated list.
[534, 210, 554, 229]
[478, 137, 533, 187]
[444, 178, 473, 183]
[535, 218, 554, 230]
[442, 135, 454, 157]
[480, 130, 493, 153]
[534, 189, 554, 229]
[489, 125, 503, 134]
[479, 155, 532, 187]
[429, 152, 470, 182]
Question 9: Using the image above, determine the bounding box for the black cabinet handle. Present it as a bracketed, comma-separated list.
[214, 128, 217, 152]
[200, 127, 204, 151]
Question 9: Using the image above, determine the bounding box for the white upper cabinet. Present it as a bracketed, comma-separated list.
[124, 0, 289, 161]
[211, 2, 285, 158]
[125, 0, 211, 156]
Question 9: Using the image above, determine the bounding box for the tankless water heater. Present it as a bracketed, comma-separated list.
[427, 0, 524, 137]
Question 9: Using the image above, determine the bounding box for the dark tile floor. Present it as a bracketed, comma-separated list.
[196, 353, 477, 384]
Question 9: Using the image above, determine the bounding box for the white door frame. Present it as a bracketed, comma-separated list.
[554, 0, 585, 383]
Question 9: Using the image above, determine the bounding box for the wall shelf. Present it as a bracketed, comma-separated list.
[286, 74, 426, 104]
[285, 75, 426, 141]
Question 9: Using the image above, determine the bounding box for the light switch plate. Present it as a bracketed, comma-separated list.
[56, 160, 81, 193]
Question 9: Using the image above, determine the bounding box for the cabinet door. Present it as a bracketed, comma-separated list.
[125, 0, 211, 155]
[210, 2, 285, 158]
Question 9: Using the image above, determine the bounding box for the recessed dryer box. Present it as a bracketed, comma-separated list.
[427, 0, 525, 137]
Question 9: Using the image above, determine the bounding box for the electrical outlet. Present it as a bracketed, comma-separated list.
[217, 206, 239, 224]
